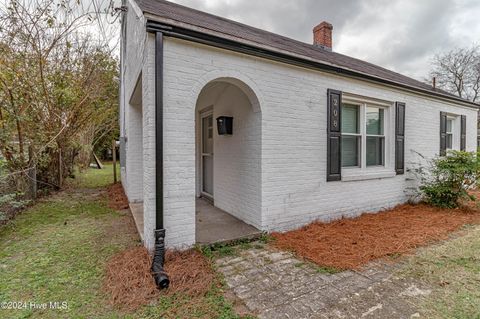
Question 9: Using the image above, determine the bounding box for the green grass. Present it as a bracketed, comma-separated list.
[314, 265, 341, 274]
[0, 166, 251, 319]
[293, 261, 340, 274]
[200, 237, 268, 260]
[0, 195, 131, 318]
[131, 285, 254, 319]
[258, 233, 273, 244]
[202, 244, 236, 258]
[400, 226, 480, 319]
[71, 162, 119, 188]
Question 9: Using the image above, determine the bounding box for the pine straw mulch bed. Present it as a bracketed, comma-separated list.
[105, 183, 129, 210]
[103, 246, 216, 313]
[271, 203, 480, 270]
[103, 184, 223, 317]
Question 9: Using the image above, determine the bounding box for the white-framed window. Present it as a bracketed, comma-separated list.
[341, 97, 390, 171]
[365, 106, 385, 166]
[341, 103, 361, 167]
[446, 117, 454, 150]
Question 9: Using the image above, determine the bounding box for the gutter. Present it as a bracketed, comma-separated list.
[145, 20, 479, 110]
[150, 30, 169, 290]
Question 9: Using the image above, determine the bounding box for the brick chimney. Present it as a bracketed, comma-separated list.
[313, 21, 333, 51]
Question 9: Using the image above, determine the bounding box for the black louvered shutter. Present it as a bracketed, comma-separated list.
[460, 115, 466, 151]
[327, 89, 342, 182]
[395, 102, 406, 175]
[440, 112, 447, 156]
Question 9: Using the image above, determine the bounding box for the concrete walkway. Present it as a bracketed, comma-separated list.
[196, 198, 262, 245]
[216, 243, 431, 319]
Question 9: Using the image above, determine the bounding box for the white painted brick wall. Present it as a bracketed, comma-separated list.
[160, 37, 478, 247]
[120, 0, 147, 203]
[214, 85, 262, 229]
[123, 17, 478, 249]
[142, 33, 157, 251]
[126, 103, 143, 202]
[120, 1, 161, 251]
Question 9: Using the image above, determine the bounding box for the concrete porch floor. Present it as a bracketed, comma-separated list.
[196, 198, 262, 245]
[128, 199, 262, 246]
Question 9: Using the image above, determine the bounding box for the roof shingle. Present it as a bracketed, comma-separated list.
[136, 0, 476, 106]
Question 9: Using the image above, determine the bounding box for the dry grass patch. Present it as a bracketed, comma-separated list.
[103, 247, 217, 313]
[105, 183, 129, 210]
[164, 249, 217, 296]
[272, 204, 480, 270]
[104, 247, 159, 312]
[400, 225, 480, 318]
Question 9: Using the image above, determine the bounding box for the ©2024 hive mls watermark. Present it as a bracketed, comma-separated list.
[1, 301, 68, 311]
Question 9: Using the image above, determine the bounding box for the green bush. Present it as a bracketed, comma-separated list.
[418, 151, 480, 208]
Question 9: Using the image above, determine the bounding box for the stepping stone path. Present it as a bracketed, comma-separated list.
[215, 243, 431, 319]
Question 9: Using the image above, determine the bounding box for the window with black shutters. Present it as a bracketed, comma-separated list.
[340, 99, 387, 169]
[440, 112, 466, 154]
[327, 91, 404, 181]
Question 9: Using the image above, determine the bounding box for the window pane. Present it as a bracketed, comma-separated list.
[446, 119, 453, 133]
[446, 134, 453, 149]
[203, 156, 213, 195]
[366, 107, 384, 135]
[366, 136, 385, 166]
[341, 104, 359, 134]
[202, 116, 213, 153]
[342, 136, 360, 167]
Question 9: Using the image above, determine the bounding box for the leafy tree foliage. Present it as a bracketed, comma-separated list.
[0, 0, 119, 187]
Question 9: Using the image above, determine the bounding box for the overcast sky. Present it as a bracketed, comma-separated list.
[164, 0, 480, 82]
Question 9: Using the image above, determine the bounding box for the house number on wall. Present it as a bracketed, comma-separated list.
[332, 97, 339, 129]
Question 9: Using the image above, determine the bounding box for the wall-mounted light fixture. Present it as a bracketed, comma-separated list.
[217, 116, 233, 135]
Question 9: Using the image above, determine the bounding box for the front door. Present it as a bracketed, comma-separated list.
[201, 112, 214, 199]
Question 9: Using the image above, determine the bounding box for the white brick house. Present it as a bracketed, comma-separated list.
[120, 0, 479, 251]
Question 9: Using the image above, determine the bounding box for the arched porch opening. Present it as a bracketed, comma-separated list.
[194, 77, 262, 244]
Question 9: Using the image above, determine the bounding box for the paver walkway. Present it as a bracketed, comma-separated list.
[216, 243, 431, 319]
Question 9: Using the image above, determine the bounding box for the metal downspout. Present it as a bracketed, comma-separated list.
[150, 31, 169, 290]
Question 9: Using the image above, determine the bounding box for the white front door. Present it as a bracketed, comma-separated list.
[201, 112, 214, 199]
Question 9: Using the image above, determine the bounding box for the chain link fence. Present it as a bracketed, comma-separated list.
[0, 167, 37, 224]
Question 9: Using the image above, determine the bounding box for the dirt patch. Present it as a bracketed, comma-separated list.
[103, 247, 159, 312]
[272, 204, 480, 270]
[104, 247, 216, 312]
[97, 211, 140, 250]
[105, 183, 129, 210]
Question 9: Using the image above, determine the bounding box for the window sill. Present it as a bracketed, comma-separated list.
[341, 169, 396, 182]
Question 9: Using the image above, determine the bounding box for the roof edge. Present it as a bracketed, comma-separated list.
[146, 19, 479, 109]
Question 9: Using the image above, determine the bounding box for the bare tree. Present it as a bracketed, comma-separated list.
[431, 46, 480, 103]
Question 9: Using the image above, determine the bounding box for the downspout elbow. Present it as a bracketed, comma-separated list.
[152, 229, 169, 289]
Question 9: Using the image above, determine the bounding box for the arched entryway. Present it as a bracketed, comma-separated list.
[194, 77, 262, 244]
